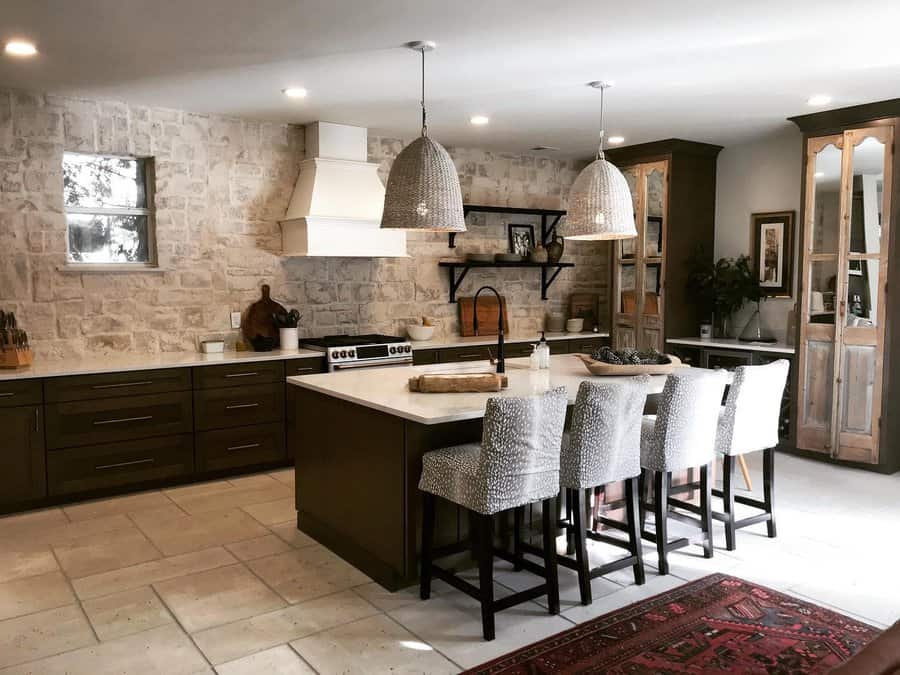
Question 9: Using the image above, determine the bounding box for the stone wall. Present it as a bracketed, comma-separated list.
[0, 86, 610, 359]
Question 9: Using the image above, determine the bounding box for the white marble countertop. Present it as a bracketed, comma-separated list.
[407, 331, 609, 350]
[0, 348, 324, 381]
[666, 337, 795, 355]
[288, 354, 668, 425]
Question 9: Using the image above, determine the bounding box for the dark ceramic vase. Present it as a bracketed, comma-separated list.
[547, 234, 564, 263]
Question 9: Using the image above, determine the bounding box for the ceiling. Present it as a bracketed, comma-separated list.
[3, 0, 900, 157]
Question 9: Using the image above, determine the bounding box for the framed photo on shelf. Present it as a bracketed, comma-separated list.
[507, 224, 535, 257]
[751, 210, 795, 298]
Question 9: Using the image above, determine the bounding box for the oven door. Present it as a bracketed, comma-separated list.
[330, 357, 413, 371]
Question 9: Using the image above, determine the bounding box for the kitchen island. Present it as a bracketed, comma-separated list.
[288, 354, 668, 590]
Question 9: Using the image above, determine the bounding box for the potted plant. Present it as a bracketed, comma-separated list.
[687, 248, 762, 338]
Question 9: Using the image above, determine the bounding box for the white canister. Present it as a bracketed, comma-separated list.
[279, 327, 299, 352]
[699, 323, 713, 340]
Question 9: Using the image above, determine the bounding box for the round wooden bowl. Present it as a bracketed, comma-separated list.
[574, 353, 685, 376]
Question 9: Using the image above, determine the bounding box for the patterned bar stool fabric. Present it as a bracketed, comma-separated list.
[639, 369, 728, 574]
[556, 376, 651, 605]
[713, 359, 789, 550]
[418, 386, 568, 641]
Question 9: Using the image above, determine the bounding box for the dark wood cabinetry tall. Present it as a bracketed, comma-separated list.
[0, 405, 46, 507]
[604, 139, 722, 351]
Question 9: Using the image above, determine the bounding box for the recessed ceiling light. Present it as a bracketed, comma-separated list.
[469, 115, 489, 126]
[4, 40, 37, 57]
[282, 87, 308, 99]
[807, 94, 832, 106]
[607, 135, 625, 145]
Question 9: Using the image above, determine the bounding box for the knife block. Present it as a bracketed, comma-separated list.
[0, 347, 33, 369]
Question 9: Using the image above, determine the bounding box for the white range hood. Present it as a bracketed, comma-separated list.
[280, 122, 407, 257]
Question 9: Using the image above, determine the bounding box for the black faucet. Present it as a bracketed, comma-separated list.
[472, 285, 504, 374]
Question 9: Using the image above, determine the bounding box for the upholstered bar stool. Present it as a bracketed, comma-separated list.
[639, 369, 728, 575]
[556, 376, 651, 605]
[418, 386, 568, 641]
[711, 359, 789, 550]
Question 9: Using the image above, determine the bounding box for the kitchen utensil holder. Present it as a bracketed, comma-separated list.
[0, 347, 33, 369]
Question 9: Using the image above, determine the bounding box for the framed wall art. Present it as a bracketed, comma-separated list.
[751, 210, 795, 298]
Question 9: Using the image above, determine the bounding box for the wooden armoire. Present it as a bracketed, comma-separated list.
[605, 139, 722, 352]
[789, 100, 900, 472]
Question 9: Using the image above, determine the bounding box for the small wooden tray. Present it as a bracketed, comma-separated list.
[409, 372, 509, 393]
[575, 353, 684, 376]
[0, 348, 34, 369]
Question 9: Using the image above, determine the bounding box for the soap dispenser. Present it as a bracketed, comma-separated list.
[537, 332, 551, 369]
[529, 344, 541, 371]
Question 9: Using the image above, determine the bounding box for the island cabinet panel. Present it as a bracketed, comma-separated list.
[47, 434, 194, 496]
[0, 380, 42, 408]
[285, 358, 327, 460]
[197, 422, 285, 472]
[45, 391, 194, 450]
[44, 368, 191, 403]
[193, 361, 285, 390]
[0, 405, 46, 509]
[193, 383, 284, 431]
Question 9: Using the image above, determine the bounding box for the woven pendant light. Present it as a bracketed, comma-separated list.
[381, 41, 466, 233]
[562, 82, 636, 240]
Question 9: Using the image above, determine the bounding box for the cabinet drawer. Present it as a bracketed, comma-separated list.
[45, 391, 194, 450]
[412, 349, 440, 366]
[568, 336, 609, 354]
[45, 368, 191, 403]
[440, 346, 493, 363]
[193, 361, 285, 390]
[0, 380, 42, 408]
[197, 423, 286, 472]
[47, 434, 194, 496]
[194, 383, 284, 431]
[284, 357, 327, 377]
[504, 342, 537, 359]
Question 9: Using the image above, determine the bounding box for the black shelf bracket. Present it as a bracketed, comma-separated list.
[540, 265, 565, 300]
[445, 264, 471, 303]
[438, 261, 574, 303]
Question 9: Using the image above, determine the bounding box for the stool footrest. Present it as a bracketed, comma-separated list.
[494, 548, 546, 578]
[431, 541, 470, 559]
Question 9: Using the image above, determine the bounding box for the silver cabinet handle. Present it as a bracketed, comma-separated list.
[458, 352, 484, 359]
[95, 458, 155, 471]
[225, 372, 258, 378]
[295, 366, 316, 373]
[34, 408, 39, 432]
[93, 415, 153, 426]
[92, 380, 154, 390]
[225, 403, 259, 410]
[227, 442, 261, 452]
[0, 392, 14, 398]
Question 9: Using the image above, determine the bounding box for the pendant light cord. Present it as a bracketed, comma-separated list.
[597, 84, 605, 160]
[420, 48, 428, 137]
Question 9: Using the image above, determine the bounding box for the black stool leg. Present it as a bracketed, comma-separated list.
[764, 447, 777, 538]
[654, 471, 669, 575]
[476, 512, 495, 641]
[420, 492, 435, 600]
[565, 489, 575, 554]
[700, 462, 714, 558]
[638, 469, 648, 531]
[541, 497, 560, 615]
[723, 454, 737, 551]
[513, 506, 524, 571]
[625, 476, 645, 585]
[570, 488, 591, 605]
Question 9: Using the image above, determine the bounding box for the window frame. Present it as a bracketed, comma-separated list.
[63, 151, 158, 269]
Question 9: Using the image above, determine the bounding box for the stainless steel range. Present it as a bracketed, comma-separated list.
[301, 334, 413, 371]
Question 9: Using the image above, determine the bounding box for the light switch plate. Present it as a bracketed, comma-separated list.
[230, 311, 242, 329]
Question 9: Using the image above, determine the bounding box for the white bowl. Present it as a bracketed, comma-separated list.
[566, 318, 584, 333]
[407, 324, 435, 341]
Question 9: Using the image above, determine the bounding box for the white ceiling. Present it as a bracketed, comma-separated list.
[3, 0, 900, 157]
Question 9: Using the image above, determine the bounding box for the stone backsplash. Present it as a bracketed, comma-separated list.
[0, 87, 609, 359]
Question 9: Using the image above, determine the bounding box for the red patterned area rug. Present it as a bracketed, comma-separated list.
[466, 574, 879, 674]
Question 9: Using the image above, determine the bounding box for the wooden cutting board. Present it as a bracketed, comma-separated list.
[242, 284, 287, 344]
[458, 295, 510, 337]
[409, 372, 509, 393]
[569, 293, 599, 331]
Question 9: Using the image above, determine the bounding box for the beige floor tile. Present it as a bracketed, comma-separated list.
[268, 470, 295, 487]
[228, 473, 283, 490]
[1, 514, 134, 550]
[53, 526, 162, 579]
[247, 546, 371, 604]
[241, 498, 296, 526]
[561, 573, 685, 624]
[0, 604, 96, 669]
[225, 535, 291, 561]
[292, 614, 459, 674]
[268, 521, 317, 549]
[0, 571, 75, 622]
[130, 507, 270, 556]
[62, 491, 174, 522]
[215, 645, 314, 675]
[163, 479, 234, 501]
[154, 563, 285, 633]
[73, 546, 237, 600]
[351, 578, 457, 613]
[168, 483, 293, 516]
[0, 508, 68, 540]
[0, 624, 210, 675]
[0, 545, 58, 585]
[82, 586, 174, 641]
[192, 590, 379, 665]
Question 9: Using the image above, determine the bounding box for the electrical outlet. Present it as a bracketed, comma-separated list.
[230, 311, 242, 329]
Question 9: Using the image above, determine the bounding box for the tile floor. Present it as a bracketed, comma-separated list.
[0, 452, 897, 674]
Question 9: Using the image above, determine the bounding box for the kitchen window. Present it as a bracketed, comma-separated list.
[62, 152, 157, 267]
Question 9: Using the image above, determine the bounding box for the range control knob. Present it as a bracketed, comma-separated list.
[331, 351, 339, 359]
[389, 346, 396, 354]
[340, 350, 347, 358]
[348, 350, 355, 358]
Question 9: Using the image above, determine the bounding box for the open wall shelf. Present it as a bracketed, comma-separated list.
[438, 260, 574, 303]
[451, 204, 567, 248]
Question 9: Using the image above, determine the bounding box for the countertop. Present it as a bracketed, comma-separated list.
[666, 337, 795, 355]
[287, 354, 669, 425]
[0, 331, 608, 382]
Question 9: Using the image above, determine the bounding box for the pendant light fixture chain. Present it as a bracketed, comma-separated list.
[587, 80, 612, 159]
[421, 46, 427, 136]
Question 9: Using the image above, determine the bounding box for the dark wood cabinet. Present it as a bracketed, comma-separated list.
[0, 380, 42, 408]
[193, 383, 284, 432]
[284, 357, 327, 377]
[0, 405, 46, 508]
[45, 368, 191, 403]
[438, 345, 494, 363]
[193, 361, 285, 390]
[197, 422, 286, 472]
[285, 358, 327, 460]
[412, 349, 440, 365]
[567, 336, 609, 354]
